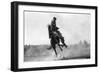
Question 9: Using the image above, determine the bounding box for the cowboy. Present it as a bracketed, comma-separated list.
[48, 17, 58, 38]
[50, 17, 67, 48]
[50, 17, 63, 38]
[51, 17, 59, 31]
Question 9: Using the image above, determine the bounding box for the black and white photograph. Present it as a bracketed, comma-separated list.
[24, 11, 91, 62]
[11, 1, 97, 71]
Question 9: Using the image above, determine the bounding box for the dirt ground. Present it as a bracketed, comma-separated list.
[24, 43, 90, 62]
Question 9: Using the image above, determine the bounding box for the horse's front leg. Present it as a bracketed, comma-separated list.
[61, 37, 68, 48]
[58, 44, 63, 51]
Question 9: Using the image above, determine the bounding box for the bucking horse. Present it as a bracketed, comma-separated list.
[48, 25, 68, 56]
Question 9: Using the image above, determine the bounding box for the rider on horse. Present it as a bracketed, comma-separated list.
[49, 17, 67, 48]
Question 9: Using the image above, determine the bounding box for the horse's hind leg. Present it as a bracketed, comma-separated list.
[52, 45, 57, 56]
[54, 48, 57, 56]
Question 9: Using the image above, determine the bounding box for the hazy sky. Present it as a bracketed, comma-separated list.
[24, 11, 91, 45]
